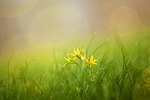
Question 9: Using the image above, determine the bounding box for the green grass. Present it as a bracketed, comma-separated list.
[0, 33, 150, 100]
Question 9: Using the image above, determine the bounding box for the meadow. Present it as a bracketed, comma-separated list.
[0, 32, 150, 100]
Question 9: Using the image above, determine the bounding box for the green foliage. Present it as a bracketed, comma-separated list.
[0, 35, 150, 100]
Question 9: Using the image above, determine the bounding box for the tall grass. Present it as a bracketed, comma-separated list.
[0, 35, 150, 100]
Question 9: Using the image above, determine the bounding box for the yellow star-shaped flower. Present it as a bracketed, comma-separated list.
[86, 55, 97, 67]
[70, 48, 85, 60]
[64, 55, 74, 63]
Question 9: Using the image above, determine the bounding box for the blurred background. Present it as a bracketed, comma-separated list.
[0, 0, 150, 57]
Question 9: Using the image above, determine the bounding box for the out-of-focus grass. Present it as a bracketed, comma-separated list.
[0, 32, 150, 100]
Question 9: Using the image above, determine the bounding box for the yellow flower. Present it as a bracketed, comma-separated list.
[76, 86, 81, 93]
[35, 85, 42, 94]
[144, 78, 150, 89]
[23, 81, 31, 92]
[147, 69, 150, 75]
[144, 69, 150, 90]
[86, 55, 97, 67]
[64, 48, 85, 65]
[70, 48, 85, 60]
[64, 55, 74, 63]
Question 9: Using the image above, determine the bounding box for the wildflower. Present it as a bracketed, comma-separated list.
[23, 81, 31, 92]
[64, 55, 74, 63]
[76, 86, 81, 93]
[35, 86, 42, 94]
[86, 55, 97, 67]
[144, 78, 150, 89]
[147, 69, 150, 75]
[144, 69, 150, 89]
[70, 48, 85, 60]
